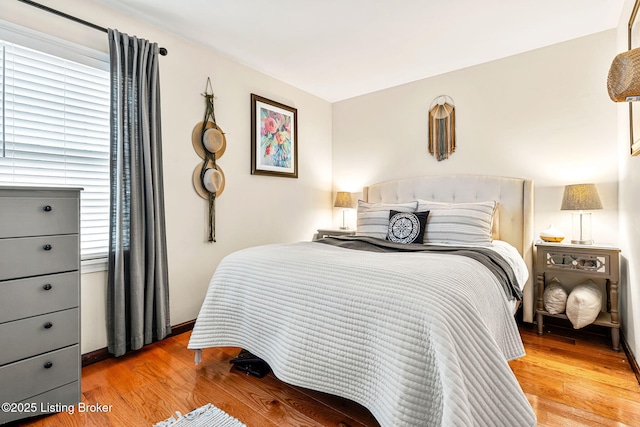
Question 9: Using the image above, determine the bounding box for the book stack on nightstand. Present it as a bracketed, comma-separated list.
[313, 228, 356, 241]
[534, 240, 621, 350]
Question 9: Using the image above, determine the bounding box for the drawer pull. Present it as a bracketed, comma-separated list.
[43, 284, 52, 290]
[43, 244, 53, 251]
[44, 362, 53, 369]
[44, 322, 53, 329]
[43, 205, 53, 212]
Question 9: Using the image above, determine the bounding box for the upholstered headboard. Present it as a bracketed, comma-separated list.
[362, 174, 535, 323]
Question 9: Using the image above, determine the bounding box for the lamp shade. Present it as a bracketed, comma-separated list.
[560, 184, 603, 211]
[333, 191, 355, 208]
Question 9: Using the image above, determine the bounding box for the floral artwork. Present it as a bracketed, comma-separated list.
[251, 94, 298, 177]
[260, 108, 292, 168]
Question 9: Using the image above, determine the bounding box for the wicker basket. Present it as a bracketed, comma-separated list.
[608, 47, 640, 102]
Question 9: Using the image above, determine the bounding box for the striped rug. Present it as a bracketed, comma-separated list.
[153, 403, 246, 427]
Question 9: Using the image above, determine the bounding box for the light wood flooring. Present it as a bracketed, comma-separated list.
[12, 323, 640, 427]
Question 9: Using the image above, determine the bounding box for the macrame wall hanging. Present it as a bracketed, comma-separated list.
[192, 77, 226, 242]
[428, 95, 456, 161]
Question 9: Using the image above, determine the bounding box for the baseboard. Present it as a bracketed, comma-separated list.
[81, 319, 196, 367]
[169, 319, 197, 336]
[621, 333, 640, 387]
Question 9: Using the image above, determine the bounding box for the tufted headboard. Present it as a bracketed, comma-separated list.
[363, 174, 534, 323]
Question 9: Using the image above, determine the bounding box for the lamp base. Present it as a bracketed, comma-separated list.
[339, 226, 349, 230]
[571, 239, 593, 245]
[571, 212, 593, 246]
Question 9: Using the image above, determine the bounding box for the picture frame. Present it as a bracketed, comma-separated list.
[251, 94, 298, 178]
[628, 0, 640, 156]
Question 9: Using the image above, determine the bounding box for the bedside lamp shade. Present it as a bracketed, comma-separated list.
[561, 184, 602, 244]
[334, 191, 355, 209]
[334, 191, 355, 229]
[561, 184, 603, 211]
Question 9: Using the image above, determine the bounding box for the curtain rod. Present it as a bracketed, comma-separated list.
[17, 0, 168, 56]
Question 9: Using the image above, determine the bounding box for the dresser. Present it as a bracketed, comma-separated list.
[0, 186, 81, 424]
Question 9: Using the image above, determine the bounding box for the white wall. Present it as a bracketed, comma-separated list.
[333, 31, 619, 297]
[0, 0, 333, 353]
[616, 0, 640, 366]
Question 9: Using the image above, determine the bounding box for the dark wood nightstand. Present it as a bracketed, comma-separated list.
[535, 240, 621, 350]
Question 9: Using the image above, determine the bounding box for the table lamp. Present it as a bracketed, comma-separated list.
[333, 191, 355, 230]
[560, 183, 603, 244]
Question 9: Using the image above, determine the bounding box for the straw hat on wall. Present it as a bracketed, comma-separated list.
[192, 163, 225, 198]
[192, 121, 226, 158]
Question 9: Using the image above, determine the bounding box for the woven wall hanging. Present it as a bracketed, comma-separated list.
[192, 77, 226, 242]
[428, 95, 456, 161]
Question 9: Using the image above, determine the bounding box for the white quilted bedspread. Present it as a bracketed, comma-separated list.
[188, 241, 536, 427]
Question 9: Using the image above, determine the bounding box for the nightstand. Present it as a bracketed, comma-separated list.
[535, 241, 621, 350]
[313, 228, 356, 241]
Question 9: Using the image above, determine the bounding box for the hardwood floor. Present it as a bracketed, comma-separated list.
[12, 323, 640, 427]
[514, 324, 640, 426]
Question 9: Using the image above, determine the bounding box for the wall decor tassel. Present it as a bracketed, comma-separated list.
[191, 77, 227, 242]
[428, 95, 455, 161]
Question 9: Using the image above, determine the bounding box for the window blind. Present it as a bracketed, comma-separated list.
[0, 40, 110, 259]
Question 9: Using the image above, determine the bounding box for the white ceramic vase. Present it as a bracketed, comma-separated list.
[540, 224, 565, 243]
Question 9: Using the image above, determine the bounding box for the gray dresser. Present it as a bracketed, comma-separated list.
[0, 186, 81, 424]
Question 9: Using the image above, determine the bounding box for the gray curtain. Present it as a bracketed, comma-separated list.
[107, 29, 170, 357]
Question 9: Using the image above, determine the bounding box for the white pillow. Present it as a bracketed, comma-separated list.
[416, 200, 497, 245]
[543, 278, 567, 315]
[355, 200, 417, 240]
[566, 280, 602, 329]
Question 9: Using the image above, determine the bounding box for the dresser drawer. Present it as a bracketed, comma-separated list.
[0, 381, 80, 424]
[0, 235, 78, 281]
[0, 272, 79, 324]
[0, 308, 79, 366]
[0, 196, 79, 238]
[0, 345, 79, 404]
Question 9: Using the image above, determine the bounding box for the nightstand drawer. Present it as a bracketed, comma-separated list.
[0, 235, 79, 281]
[0, 272, 79, 324]
[544, 251, 611, 276]
[0, 308, 79, 366]
[0, 345, 79, 404]
[0, 196, 79, 238]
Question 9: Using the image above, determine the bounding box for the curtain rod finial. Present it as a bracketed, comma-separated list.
[159, 47, 168, 56]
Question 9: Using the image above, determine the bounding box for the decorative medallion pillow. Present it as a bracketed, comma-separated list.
[387, 210, 429, 244]
[356, 200, 418, 240]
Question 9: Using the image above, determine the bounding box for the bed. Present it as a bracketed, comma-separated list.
[188, 174, 536, 427]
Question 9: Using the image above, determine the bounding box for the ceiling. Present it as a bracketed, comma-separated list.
[95, 0, 625, 102]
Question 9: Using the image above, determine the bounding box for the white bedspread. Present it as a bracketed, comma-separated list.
[188, 241, 536, 427]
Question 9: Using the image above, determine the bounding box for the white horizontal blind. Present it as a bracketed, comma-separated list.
[0, 40, 110, 259]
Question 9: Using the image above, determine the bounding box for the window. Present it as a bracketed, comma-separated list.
[0, 38, 110, 260]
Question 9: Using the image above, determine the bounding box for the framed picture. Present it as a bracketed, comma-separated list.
[629, 0, 640, 156]
[251, 94, 298, 177]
